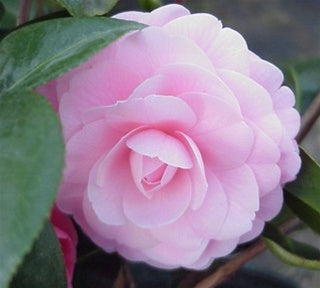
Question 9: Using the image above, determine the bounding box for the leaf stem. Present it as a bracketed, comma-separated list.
[17, 0, 32, 26]
[296, 93, 320, 143]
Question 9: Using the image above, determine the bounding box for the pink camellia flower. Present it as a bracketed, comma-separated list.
[39, 4, 301, 269]
[51, 205, 77, 287]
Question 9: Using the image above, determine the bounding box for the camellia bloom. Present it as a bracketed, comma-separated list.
[51, 206, 78, 287]
[39, 4, 301, 269]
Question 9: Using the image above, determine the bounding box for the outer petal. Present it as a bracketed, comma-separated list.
[131, 63, 239, 109]
[83, 95, 197, 133]
[110, 26, 214, 79]
[257, 186, 284, 221]
[164, 13, 222, 52]
[208, 28, 250, 74]
[186, 238, 239, 270]
[215, 165, 259, 239]
[239, 218, 265, 243]
[64, 119, 121, 183]
[150, 217, 207, 250]
[143, 240, 208, 267]
[113, 4, 190, 26]
[59, 61, 142, 139]
[249, 58, 284, 94]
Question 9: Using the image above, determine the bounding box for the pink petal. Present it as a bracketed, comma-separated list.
[131, 63, 239, 109]
[217, 165, 259, 213]
[247, 124, 281, 164]
[164, 14, 222, 52]
[111, 26, 213, 79]
[150, 217, 207, 250]
[272, 86, 296, 110]
[84, 95, 197, 133]
[86, 128, 145, 226]
[143, 240, 208, 267]
[123, 170, 192, 227]
[82, 193, 159, 249]
[249, 58, 284, 94]
[176, 132, 208, 209]
[253, 113, 283, 144]
[219, 70, 273, 119]
[208, 28, 250, 74]
[59, 61, 142, 139]
[113, 4, 190, 26]
[36, 79, 59, 110]
[56, 182, 86, 214]
[257, 186, 283, 221]
[250, 163, 281, 197]
[239, 217, 265, 243]
[126, 129, 193, 168]
[64, 119, 121, 183]
[276, 108, 300, 138]
[179, 92, 242, 133]
[215, 165, 259, 240]
[186, 238, 239, 269]
[187, 171, 228, 238]
[196, 121, 254, 170]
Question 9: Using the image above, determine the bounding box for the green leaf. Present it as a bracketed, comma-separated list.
[0, 90, 64, 288]
[263, 224, 320, 270]
[56, 0, 119, 16]
[284, 148, 320, 234]
[138, 0, 163, 11]
[9, 221, 67, 288]
[283, 59, 320, 114]
[0, 17, 145, 95]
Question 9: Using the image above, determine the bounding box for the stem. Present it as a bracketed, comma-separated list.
[296, 93, 320, 143]
[36, 0, 44, 18]
[17, 0, 32, 26]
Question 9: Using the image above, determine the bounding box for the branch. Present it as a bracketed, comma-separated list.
[17, 0, 32, 26]
[296, 92, 320, 143]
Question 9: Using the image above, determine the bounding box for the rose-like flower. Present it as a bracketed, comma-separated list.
[39, 4, 301, 269]
[51, 205, 77, 287]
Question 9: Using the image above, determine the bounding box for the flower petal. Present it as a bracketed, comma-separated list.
[127, 129, 193, 168]
[123, 170, 192, 227]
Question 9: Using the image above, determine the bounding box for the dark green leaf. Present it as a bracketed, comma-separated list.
[0, 90, 64, 288]
[0, 17, 145, 95]
[263, 224, 320, 270]
[10, 221, 67, 288]
[0, 2, 5, 21]
[56, 0, 119, 16]
[283, 59, 320, 114]
[138, 0, 163, 11]
[284, 148, 320, 234]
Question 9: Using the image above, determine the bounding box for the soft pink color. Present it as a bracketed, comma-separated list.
[51, 205, 78, 287]
[39, 4, 301, 269]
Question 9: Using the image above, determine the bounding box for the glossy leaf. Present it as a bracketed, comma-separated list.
[56, 0, 119, 16]
[0, 17, 145, 95]
[263, 224, 320, 270]
[10, 221, 67, 288]
[0, 90, 64, 288]
[283, 59, 320, 114]
[284, 149, 320, 234]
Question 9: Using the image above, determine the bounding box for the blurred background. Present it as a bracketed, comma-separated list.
[1, 1, 319, 287]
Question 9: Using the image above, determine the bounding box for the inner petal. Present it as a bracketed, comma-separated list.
[130, 152, 178, 198]
[126, 129, 193, 169]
